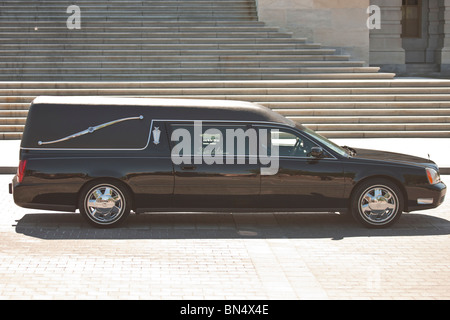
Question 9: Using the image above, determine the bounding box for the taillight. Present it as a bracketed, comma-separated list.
[17, 160, 27, 183]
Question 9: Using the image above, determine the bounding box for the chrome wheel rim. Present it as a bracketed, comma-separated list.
[84, 184, 125, 225]
[359, 185, 398, 225]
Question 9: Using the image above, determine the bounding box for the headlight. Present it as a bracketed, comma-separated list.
[426, 168, 441, 185]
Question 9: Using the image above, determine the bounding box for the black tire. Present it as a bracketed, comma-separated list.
[78, 180, 131, 228]
[350, 178, 404, 228]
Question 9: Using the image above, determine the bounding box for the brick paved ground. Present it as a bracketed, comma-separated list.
[0, 175, 449, 300]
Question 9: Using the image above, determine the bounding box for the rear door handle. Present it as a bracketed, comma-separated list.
[181, 165, 196, 170]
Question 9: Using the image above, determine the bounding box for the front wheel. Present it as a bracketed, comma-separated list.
[351, 179, 404, 228]
[78, 181, 131, 228]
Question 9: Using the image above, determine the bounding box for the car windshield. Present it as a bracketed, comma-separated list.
[295, 123, 350, 158]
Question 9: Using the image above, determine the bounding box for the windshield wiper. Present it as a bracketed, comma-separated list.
[342, 145, 357, 157]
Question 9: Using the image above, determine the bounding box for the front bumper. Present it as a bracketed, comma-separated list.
[406, 181, 446, 212]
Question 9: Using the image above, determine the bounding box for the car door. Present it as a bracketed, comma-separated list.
[256, 125, 346, 211]
[168, 121, 260, 209]
[126, 120, 175, 210]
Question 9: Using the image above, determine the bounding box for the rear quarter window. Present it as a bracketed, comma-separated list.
[21, 103, 153, 150]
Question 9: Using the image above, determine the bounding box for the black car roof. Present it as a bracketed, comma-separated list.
[21, 97, 295, 149]
[31, 96, 293, 125]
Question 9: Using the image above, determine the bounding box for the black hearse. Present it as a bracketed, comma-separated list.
[10, 96, 446, 228]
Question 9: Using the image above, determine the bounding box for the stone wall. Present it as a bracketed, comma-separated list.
[368, 0, 405, 73]
[256, 0, 370, 65]
[437, 0, 450, 74]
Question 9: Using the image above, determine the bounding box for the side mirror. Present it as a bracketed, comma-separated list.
[310, 146, 324, 158]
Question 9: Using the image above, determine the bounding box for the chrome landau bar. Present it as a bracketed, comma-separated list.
[38, 115, 144, 146]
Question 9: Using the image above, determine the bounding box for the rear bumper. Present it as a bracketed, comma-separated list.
[10, 176, 77, 212]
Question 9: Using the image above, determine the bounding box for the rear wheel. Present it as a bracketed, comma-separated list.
[351, 178, 404, 228]
[78, 181, 131, 228]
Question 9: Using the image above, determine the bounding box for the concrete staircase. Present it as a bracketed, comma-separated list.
[2, 79, 450, 139]
[0, 0, 389, 81]
[0, 0, 449, 139]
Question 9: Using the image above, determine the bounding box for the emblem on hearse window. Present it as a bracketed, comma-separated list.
[38, 115, 144, 146]
[153, 127, 161, 145]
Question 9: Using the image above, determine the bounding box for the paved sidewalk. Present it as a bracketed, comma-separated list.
[0, 174, 449, 300]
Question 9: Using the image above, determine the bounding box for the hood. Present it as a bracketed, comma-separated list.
[352, 148, 438, 170]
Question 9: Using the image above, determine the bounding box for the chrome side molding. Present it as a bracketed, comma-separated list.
[38, 115, 144, 146]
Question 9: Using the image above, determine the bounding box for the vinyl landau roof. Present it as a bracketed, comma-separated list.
[22, 96, 294, 149]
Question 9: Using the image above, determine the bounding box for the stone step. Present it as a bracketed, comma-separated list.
[276, 109, 450, 116]
[2, 80, 449, 89]
[0, 43, 324, 50]
[306, 123, 450, 132]
[0, 37, 306, 44]
[0, 7, 256, 13]
[8, 85, 450, 96]
[4, 109, 450, 119]
[0, 21, 267, 27]
[289, 116, 450, 124]
[0, 1, 256, 5]
[0, 66, 379, 75]
[1, 13, 255, 17]
[319, 131, 450, 138]
[0, 32, 294, 40]
[0, 124, 24, 132]
[0, 8, 255, 13]
[0, 28, 287, 35]
[12, 86, 450, 103]
[0, 117, 26, 124]
[0, 55, 352, 62]
[0, 73, 395, 81]
[0, 15, 257, 21]
[265, 101, 450, 109]
[236, 93, 450, 102]
[3, 101, 450, 112]
[0, 0, 255, 5]
[0, 2, 255, 6]
[89, 93, 449, 102]
[0, 48, 339, 56]
[5, 110, 450, 121]
[0, 61, 366, 69]
[4, 100, 450, 112]
[0, 103, 29, 110]
[0, 132, 22, 140]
